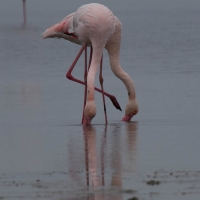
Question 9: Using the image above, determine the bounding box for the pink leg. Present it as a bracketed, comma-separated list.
[66, 46, 122, 111]
[88, 47, 93, 71]
[99, 55, 108, 124]
[22, 0, 26, 25]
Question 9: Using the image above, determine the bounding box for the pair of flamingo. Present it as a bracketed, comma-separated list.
[42, 3, 138, 125]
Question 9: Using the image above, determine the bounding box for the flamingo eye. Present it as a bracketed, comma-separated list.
[64, 32, 78, 38]
[64, 31, 68, 35]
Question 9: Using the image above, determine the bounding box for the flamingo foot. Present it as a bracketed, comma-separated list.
[121, 113, 134, 122]
[109, 95, 122, 111]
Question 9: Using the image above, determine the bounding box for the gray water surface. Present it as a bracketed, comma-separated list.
[0, 0, 200, 199]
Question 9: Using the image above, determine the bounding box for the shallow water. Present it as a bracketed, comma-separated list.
[0, 0, 200, 199]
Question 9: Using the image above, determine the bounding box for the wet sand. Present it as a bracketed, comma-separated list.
[1, 122, 200, 200]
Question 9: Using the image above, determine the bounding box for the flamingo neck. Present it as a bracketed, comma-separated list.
[83, 43, 104, 121]
[87, 44, 104, 102]
[105, 19, 136, 101]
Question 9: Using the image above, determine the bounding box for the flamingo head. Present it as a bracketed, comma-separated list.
[122, 99, 138, 122]
[83, 101, 96, 125]
[42, 13, 81, 45]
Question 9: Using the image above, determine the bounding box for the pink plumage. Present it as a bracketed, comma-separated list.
[42, 3, 138, 124]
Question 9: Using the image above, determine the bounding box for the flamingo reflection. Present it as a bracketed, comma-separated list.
[67, 122, 138, 199]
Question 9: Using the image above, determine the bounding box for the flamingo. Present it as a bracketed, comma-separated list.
[22, 0, 26, 25]
[42, 3, 138, 125]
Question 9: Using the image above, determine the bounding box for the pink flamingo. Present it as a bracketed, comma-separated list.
[42, 3, 138, 125]
[22, 0, 26, 25]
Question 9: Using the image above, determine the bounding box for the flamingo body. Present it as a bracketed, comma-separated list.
[42, 3, 138, 124]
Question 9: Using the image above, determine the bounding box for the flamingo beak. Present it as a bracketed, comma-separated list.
[42, 23, 65, 39]
[82, 117, 93, 125]
[121, 113, 134, 122]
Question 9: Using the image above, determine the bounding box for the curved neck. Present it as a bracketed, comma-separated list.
[105, 18, 136, 100]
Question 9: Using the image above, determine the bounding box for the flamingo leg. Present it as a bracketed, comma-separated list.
[66, 46, 122, 111]
[99, 55, 108, 124]
[88, 47, 93, 71]
[22, 0, 26, 25]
